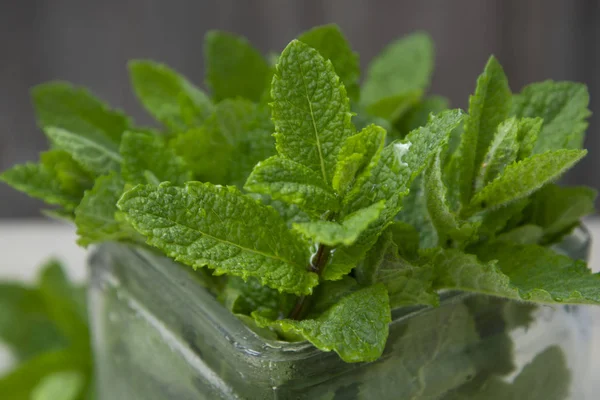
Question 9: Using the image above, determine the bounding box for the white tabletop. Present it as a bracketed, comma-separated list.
[1, 218, 600, 392]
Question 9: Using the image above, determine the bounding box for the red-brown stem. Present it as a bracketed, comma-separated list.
[288, 243, 330, 320]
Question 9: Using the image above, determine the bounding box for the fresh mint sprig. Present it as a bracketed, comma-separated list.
[1, 24, 598, 364]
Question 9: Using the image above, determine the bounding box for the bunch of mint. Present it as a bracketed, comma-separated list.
[1, 24, 598, 364]
[0, 261, 92, 399]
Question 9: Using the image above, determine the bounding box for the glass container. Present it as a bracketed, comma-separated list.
[88, 227, 593, 399]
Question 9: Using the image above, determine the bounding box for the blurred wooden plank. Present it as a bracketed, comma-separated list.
[0, 0, 598, 217]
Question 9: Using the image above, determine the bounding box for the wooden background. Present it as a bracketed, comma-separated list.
[1, 0, 599, 218]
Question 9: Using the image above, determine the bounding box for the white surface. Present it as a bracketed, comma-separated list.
[1, 218, 600, 391]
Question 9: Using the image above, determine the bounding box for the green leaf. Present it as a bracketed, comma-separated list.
[244, 156, 339, 216]
[332, 124, 386, 196]
[361, 33, 433, 113]
[362, 228, 439, 308]
[219, 276, 294, 317]
[335, 111, 463, 269]
[43, 126, 122, 176]
[297, 24, 360, 101]
[37, 261, 89, 348]
[204, 30, 270, 102]
[118, 182, 318, 295]
[469, 149, 586, 212]
[254, 194, 311, 228]
[448, 56, 512, 206]
[516, 117, 543, 160]
[0, 284, 65, 361]
[397, 174, 438, 249]
[473, 199, 529, 241]
[433, 243, 600, 305]
[494, 224, 544, 245]
[169, 98, 260, 185]
[120, 131, 191, 185]
[31, 82, 130, 144]
[511, 81, 590, 152]
[365, 89, 423, 121]
[271, 40, 354, 184]
[358, 302, 479, 399]
[449, 346, 570, 400]
[389, 222, 421, 260]
[307, 276, 359, 316]
[255, 285, 390, 363]
[529, 184, 596, 240]
[429, 248, 519, 298]
[394, 95, 450, 136]
[425, 151, 476, 245]
[226, 104, 277, 186]
[0, 349, 87, 400]
[129, 60, 212, 130]
[474, 117, 520, 191]
[32, 371, 85, 400]
[74, 172, 138, 246]
[293, 201, 385, 247]
[477, 242, 600, 304]
[1, 150, 93, 211]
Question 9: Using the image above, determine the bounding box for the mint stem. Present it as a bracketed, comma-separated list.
[289, 243, 330, 320]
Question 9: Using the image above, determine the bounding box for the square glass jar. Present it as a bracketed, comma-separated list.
[88, 228, 593, 399]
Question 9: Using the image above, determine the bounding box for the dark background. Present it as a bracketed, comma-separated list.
[1, 0, 599, 218]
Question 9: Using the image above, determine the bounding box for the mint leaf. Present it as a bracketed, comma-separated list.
[293, 201, 385, 247]
[429, 248, 518, 298]
[120, 131, 191, 185]
[254, 195, 311, 228]
[512, 81, 590, 152]
[32, 82, 130, 144]
[364, 89, 422, 121]
[32, 371, 85, 400]
[44, 126, 122, 176]
[425, 151, 476, 245]
[450, 346, 570, 400]
[361, 33, 433, 119]
[271, 40, 354, 184]
[478, 242, 600, 304]
[494, 224, 544, 245]
[220, 276, 294, 317]
[432, 243, 600, 305]
[529, 184, 596, 240]
[297, 24, 360, 101]
[448, 57, 511, 206]
[474, 117, 520, 191]
[74, 172, 138, 246]
[37, 261, 89, 348]
[255, 285, 390, 362]
[469, 149, 586, 212]
[204, 31, 270, 102]
[227, 104, 276, 186]
[0, 349, 87, 399]
[118, 182, 318, 295]
[307, 276, 358, 316]
[333, 111, 462, 271]
[129, 60, 212, 130]
[244, 156, 339, 216]
[333, 124, 386, 196]
[0, 284, 64, 361]
[473, 199, 530, 241]
[397, 174, 438, 248]
[516, 117, 543, 160]
[170, 98, 261, 185]
[394, 95, 450, 136]
[358, 303, 479, 399]
[0, 150, 93, 211]
[366, 229, 438, 308]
